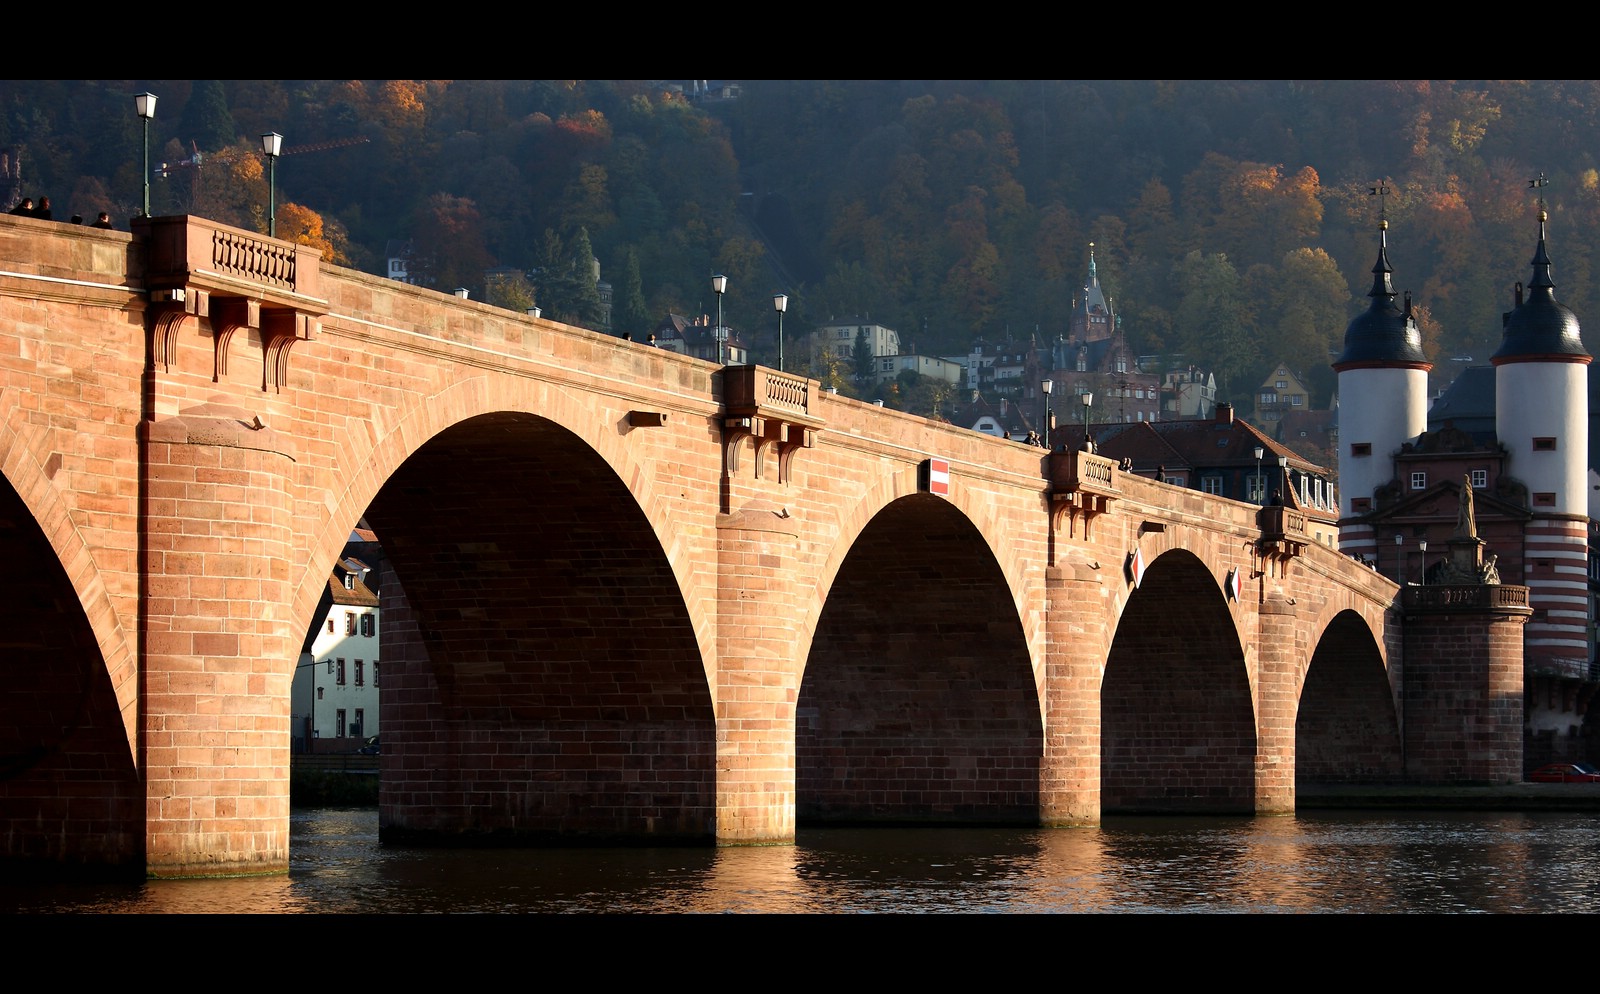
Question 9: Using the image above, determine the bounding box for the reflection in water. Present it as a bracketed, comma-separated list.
[5, 808, 1600, 913]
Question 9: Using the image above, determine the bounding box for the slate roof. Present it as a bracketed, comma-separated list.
[1492, 211, 1591, 364]
[1334, 220, 1429, 370]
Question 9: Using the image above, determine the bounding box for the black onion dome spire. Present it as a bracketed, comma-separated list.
[1334, 219, 1429, 370]
[1492, 209, 1590, 363]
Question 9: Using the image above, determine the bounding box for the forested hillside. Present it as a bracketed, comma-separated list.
[4, 80, 1597, 413]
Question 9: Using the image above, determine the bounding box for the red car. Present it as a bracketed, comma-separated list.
[1528, 762, 1600, 783]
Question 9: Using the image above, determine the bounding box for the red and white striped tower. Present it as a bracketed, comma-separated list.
[1493, 206, 1592, 677]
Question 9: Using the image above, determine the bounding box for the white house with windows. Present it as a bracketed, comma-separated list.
[811, 318, 901, 362]
[292, 535, 381, 753]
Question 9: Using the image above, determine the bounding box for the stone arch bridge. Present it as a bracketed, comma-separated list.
[0, 215, 1529, 878]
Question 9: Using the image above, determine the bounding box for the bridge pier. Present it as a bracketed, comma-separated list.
[713, 504, 803, 843]
[1254, 596, 1298, 814]
[1401, 586, 1529, 783]
[141, 415, 297, 877]
[1039, 562, 1107, 826]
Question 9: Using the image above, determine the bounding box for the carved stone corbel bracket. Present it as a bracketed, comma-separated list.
[263, 310, 318, 393]
[723, 417, 753, 478]
[148, 287, 209, 371]
[777, 424, 815, 484]
[210, 298, 260, 381]
[1051, 490, 1113, 541]
[1253, 537, 1307, 579]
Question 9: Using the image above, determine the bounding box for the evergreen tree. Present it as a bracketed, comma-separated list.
[853, 328, 875, 381]
[616, 247, 651, 336]
[566, 226, 604, 328]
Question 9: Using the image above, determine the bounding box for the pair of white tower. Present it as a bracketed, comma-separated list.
[1336, 210, 1591, 673]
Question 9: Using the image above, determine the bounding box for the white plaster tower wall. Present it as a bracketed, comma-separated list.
[1496, 361, 1588, 515]
[1339, 365, 1429, 518]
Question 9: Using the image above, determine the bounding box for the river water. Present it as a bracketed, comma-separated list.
[5, 807, 1600, 913]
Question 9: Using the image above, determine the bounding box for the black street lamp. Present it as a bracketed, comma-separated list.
[1419, 539, 1428, 585]
[261, 132, 283, 238]
[1081, 391, 1094, 452]
[774, 293, 788, 372]
[135, 92, 157, 218]
[1254, 445, 1265, 505]
[712, 274, 728, 364]
[1041, 377, 1053, 449]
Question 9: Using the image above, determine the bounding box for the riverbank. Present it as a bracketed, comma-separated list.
[1299, 782, 1600, 812]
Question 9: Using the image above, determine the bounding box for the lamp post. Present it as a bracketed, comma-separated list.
[774, 293, 788, 372]
[1081, 391, 1094, 452]
[135, 92, 157, 218]
[1395, 533, 1404, 583]
[1041, 377, 1054, 450]
[711, 274, 728, 364]
[1254, 445, 1265, 505]
[1419, 539, 1428, 585]
[1277, 454, 1288, 504]
[261, 132, 283, 238]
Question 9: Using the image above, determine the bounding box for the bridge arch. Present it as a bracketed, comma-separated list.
[796, 489, 1043, 824]
[799, 463, 1046, 701]
[1101, 547, 1257, 813]
[0, 399, 137, 753]
[0, 420, 141, 871]
[358, 408, 715, 843]
[1296, 608, 1402, 783]
[292, 370, 719, 686]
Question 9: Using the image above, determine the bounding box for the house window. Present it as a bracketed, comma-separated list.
[1164, 474, 1182, 485]
[336, 658, 346, 686]
[1275, 380, 1287, 390]
[1534, 437, 1557, 451]
[1115, 357, 1127, 373]
[336, 709, 346, 738]
[1410, 472, 1427, 490]
[354, 660, 364, 687]
[1291, 395, 1303, 406]
[1472, 469, 1488, 489]
[1247, 476, 1265, 502]
[1202, 476, 1222, 495]
[343, 573, 354, 590]
[326, 618, 334, 633]
[1535, 492, 1557, 506]
[1352, 497, 1372, 513]
[1351, 443, 1372, 457]
[362, 614, 376, 637]
[346, 612, 357, 636]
